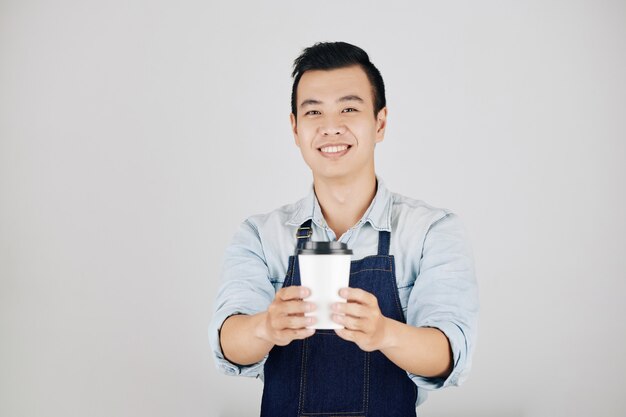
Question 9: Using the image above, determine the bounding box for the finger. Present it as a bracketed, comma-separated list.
[334, 327, 362, 343]
[338, 287, 377, 306]
[332, 301, 368, 318]
[274, 314, 316, 330]
[287, 328, 316, 341]
[332, 313, 364, 331]
[274, 328, 315, 346]
[278, 300, 316, 316]
[277, 286, 311, 301]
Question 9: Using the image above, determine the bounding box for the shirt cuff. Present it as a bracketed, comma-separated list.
[208, 307, 267, 378]
[407, 321, 469, 390]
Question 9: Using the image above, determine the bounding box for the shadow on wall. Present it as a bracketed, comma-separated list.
[215, 408, 525, 417]
[423, 412, 524, 417]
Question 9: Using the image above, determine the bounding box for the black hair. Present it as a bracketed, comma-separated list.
[290, 41, 386, 119]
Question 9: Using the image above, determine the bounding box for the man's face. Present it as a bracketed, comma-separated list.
[290, 65, 387, 182]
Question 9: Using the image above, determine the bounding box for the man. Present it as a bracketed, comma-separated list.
[209, 41, 478, 416]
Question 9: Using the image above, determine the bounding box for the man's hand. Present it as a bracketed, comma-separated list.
[330, 287, 453, 378]
[256, 286, 317, 346]
[331, 287, 391, 352]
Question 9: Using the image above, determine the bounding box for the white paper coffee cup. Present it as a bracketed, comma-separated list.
[297, 241, 352, 329]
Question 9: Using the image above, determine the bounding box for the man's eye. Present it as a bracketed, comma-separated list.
[305, 110, 321, 116]
[342, 108, 358, 113]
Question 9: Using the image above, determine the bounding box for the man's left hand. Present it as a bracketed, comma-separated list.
[332, 287, 392, 352]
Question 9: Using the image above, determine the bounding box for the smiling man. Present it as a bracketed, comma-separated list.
[209, 42, 479, 416]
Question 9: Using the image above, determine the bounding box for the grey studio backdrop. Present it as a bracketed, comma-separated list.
[1, 1, 625, 416]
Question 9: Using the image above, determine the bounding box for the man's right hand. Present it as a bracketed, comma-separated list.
[220, 286, 316, 366]
[256, 286, 317, 346]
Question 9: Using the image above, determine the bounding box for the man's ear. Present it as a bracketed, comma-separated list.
[375, 107, 388, 143]
[290, 113, 300, 147]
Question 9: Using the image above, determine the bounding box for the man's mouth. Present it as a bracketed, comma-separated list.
[318, 144, 352, 158]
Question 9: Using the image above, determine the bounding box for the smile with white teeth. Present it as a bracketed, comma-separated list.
[319, 145, 350, 153]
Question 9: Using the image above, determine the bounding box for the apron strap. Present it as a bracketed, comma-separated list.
[377, 230, 391, 256]
[287, 220, 313, 284]
[295, 219, 313, 251]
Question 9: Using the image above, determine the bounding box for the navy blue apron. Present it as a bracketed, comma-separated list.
[261, 220, 417, 417]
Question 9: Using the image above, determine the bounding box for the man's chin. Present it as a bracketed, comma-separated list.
[312, 169, 358, 184]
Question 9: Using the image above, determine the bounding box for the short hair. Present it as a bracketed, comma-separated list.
[291, 41, 386, 118]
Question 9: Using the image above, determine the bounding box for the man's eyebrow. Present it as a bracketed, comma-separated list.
[300, 99, 322, 108]
[337, 94, 364, 103]
[299, 95, 365, 108]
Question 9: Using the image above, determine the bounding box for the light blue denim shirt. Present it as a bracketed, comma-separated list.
[209, 177, 479, 407]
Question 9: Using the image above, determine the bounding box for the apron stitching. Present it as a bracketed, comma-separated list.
[388, 256, 406, 322]
[350, 268, 392, 274]
[364, 352, 370, 415]
[361, 351, 366, 413]
[298, 338, 307, 415]
[286, 256, 295, 286]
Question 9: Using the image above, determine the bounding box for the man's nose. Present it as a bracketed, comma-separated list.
[320, 119, 346, 136]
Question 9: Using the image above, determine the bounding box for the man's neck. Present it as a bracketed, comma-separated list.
[313, 172, 377, 240]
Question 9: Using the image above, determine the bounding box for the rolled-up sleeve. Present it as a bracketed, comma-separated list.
[208, 219, 276, 377]
[406, 212, 479, 390]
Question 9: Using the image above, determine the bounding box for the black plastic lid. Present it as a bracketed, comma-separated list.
[297, 241, 353, 255]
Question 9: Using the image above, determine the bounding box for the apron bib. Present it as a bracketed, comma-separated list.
[261, 220, 417, 417]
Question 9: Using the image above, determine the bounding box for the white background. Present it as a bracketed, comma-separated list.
[1, 1, 625, 416]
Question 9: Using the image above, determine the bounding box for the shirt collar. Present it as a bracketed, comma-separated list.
[286, 176, 392, 232]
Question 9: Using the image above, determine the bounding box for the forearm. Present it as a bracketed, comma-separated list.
[380, 318, 453, 378]
[220, 312, 274, 366]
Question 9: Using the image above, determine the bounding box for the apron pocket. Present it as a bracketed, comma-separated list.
[299, 330, 369, 415]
